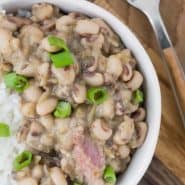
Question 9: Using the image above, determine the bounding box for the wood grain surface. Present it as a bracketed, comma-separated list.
[89, 0, 185, 184]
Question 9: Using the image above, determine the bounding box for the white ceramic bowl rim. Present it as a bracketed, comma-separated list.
[0, 0, 161, 185]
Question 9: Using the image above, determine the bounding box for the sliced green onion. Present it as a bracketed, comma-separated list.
[54, 101, 72, 118]
[133, 89, 144, 104]
[87, 87, 108, 105]
[48, 36, 69, 51]
[0, 123, 10, 137]
[4, 73, 29, 93]
[50, 51, 74, 68]
[103, 166, 117, 184]
[13, 151, 33, 171]
[73, 182, 82, 185]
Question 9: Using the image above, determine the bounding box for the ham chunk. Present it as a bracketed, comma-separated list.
[73, 136, 105, 185]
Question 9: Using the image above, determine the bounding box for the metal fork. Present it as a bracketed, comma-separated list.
[127, 0, 185, 127]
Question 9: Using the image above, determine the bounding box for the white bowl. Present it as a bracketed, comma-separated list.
[0, 0, 161, 184]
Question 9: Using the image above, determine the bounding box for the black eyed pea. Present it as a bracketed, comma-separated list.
[121, 63, 133, 82]
[39, 115, 54, 131]
[18, 177, 38, 185]
[113, 116, 135, 145]
[36, 96, 58, 116]
[91, 119, 112, 141]
[23, 85, 42, 102]
[72, 83, 87, 104]
[56, 15, 76, 32]
[75, 19, 100, 35]
[0, 28, 13, 56]
[51, 66, 75, 86]
[40, 134, 54, 147]
[50, 167, 67, 185]
[83, 72, 104, 87]
[96, 97, 115, 119]
[32, 3, 54, 21]
[131, 108, 146, 122]
[130, 122, 147, 149]
[32, 165, 44, 180]
[107, 55, 123, 80]
[21, 102, 36, 118]
[21, 25, 44, 46]
[118, 145, 130, 159]
[126, 71, 143, 91]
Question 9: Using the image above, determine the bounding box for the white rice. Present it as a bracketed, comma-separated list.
[0, 83, 24, 185]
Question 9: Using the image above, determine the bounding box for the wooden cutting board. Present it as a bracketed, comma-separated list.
[89, 0, 185, 184]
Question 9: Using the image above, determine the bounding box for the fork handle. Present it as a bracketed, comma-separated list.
[163, 47, 185, 110]
[148, 12, 185, 126]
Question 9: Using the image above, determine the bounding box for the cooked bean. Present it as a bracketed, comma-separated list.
[23, 85, 42, 102]
[32, 165, 43, 180]
[113, 116, 135, 145]
[0, 28, 12, 56]
[7, 16, 31, 28]
[40, 134, 54, 147]
[124, 102, 139, 114]
[107, 55, 122, 79]
[96, 97, 115, 119]
[83, 72, 104, 86]
[55, 118, 70, 134]
[32, 3, 54, 21]
[37, 62, 50, 86]
[72, 83, 86, 104]
[29, 122, 44, 137]
[131, 108, 146, 122]
[56, 15, 76, 32]
[39, 115, 54, 131]
[36, 97, 58, 116]
[91, 119, 112, 141]
[75, 20, 100, 35]
[21, 102, 36, 118]
[58, 131, 74, 150]
[126, 71, 143, 91]
[118, 145, 130, 159]
[121, 63, 133, 82]
[18, 177, 38, 185]
[0, 63, 12, 74]
[16, 59, 40, 77]
[41, 37, 61, 52]
[50, 167, 67, 185]
[130, 122, 147, 148]
[21, 25, 44, 46]
[51, 66, 75, 85]
[0, 17, 17, 31]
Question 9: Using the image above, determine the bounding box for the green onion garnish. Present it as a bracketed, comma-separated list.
[0, 123, 10, 137]
[73, 182, 82, 185]
[87, 87, 108, 105]
[13, 151, 33, 171]
[50, 51, 74, 68]
[103, 166, 117, 184]
[48, 36, 69, 51]
[4, 73, 29, 93]
[133, 89, 144, 104]
[54, 101, 72, 118]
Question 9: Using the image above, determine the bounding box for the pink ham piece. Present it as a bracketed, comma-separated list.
[73, 135, 105, 185]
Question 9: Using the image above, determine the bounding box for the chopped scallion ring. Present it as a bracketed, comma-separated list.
[103, 166, 117, 184]
[0, 123, 10, 137]
[54, 101, 72, 118]
[13, 151, 33, 171]
[133, 89, 144, 104]
[50, 51, 74, 68]
[4, 73, 29, 93]
[48, 36, 69, 51]
[87, 87, 108, 105]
